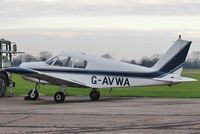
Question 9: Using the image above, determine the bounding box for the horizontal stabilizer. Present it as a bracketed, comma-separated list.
[154, 77, 197, 83]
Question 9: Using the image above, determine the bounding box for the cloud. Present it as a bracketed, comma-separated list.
[39, 31, 95, 38]
[0, 0, 200, 19]
[1, 16, 200, 32]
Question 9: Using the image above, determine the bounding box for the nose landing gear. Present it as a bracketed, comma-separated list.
[24, 83, 40, 101]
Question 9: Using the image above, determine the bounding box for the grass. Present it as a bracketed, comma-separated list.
[8, 69, 200, 98]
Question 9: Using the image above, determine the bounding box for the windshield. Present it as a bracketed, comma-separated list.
[46, 56, 58, 65]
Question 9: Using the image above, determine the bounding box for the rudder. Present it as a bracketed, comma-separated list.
[152, 36, 192, 75]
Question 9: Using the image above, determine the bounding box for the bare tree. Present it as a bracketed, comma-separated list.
[140, 57, 153, 67]
[151, 54, 160, 64]
[13, 54, 37, 66]
[23, 54, 36, 62]
[38, 51, 53, 61]
[13, 55, 23, 66]
[121, 59, 137, 64]
[184, 51, 200, 68]
[102, 53, 113, 59]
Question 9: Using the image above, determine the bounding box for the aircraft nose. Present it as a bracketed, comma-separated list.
[19, 62, 31, 68]
[19, 62, 46, 68]
[19, 63, 26, 67]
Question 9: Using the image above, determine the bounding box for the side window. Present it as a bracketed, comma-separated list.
[54, 59, 63, 66]
[63, 57, 73, 67]
[49, 56, 87, 68]
[74, 58, 87, 68]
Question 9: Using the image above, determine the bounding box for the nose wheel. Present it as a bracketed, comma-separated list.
[90, 89, 100, 101]
[24, 83, 40, 101]
[25, 89, 39, 101]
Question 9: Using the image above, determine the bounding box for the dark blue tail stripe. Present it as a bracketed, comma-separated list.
[159, 42, 191, 73]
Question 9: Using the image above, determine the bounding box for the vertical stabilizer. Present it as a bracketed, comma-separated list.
[152, 36, 191, 75]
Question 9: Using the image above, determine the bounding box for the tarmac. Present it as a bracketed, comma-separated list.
[1, 96, 200, 134]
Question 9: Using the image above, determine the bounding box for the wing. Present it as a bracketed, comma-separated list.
[5, 67, 89, 88]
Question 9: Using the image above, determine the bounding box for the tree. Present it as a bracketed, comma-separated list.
[190, 51, 200, 68]
[129, 59, 137, 64]
[151, 54, 160, 64]
[102, 53, 113, 59]
[139, 54, 160, 67]
[140, 57, 153, 67]
[22, 54, 36, 62]
[12, 54, 37, 66]
[38, 51, 53, 61]
[184, 51, 200, 69]
[12, 55, 23, 67]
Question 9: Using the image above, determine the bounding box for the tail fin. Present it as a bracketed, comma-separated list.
[152, 36, 192, 75]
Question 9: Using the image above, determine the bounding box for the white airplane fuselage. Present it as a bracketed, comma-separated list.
[20, 58, 169, 89]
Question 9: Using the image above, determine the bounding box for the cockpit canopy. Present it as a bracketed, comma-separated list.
[46, 55, 87, 69]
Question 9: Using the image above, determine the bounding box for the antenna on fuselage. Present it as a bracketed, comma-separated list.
[178, 35, 182, 40]
[111, 48, 119, 58]
[61, 51, 64, 55]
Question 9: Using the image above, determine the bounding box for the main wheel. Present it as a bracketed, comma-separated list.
[54, 91, 65, 103]
[28, 89, 39, 101]
[0, 73, 8, 97]
[90, 90, 100, 101]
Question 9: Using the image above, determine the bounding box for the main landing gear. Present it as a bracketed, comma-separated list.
[54, 85, 67, 103]
[24, 84, 101, 103]
[90, 89, 100, 101]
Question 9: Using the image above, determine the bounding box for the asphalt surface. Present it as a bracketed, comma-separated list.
[1, 96, 200, 134]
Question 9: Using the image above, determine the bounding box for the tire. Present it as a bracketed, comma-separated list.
[0, 73, 8, 97]
[24, 96, 30, 100]
[28, 89, 39, 101]
[90, 90, 100, 101]
[54, 91, 65, 103]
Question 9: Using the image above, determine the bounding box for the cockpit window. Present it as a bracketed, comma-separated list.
[47, 55, 87, 69]
[46, 56, 58, 65]
[63, 57, 73, 67]
[74, 58, 87, 68]
[54, 59, 63, 66]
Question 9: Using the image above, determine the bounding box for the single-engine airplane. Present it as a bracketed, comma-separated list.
[5, 36, 197, 102]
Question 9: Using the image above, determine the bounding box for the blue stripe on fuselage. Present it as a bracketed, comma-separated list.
[5, 67, 165, 78]
[32, 68, 164, 78]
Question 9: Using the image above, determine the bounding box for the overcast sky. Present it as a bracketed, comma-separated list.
[1, 0, 200, 60]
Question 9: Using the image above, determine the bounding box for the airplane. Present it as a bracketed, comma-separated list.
[5, 35, 197, 103]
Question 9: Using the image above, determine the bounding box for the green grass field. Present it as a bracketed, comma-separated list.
[9, 69, 200, 98]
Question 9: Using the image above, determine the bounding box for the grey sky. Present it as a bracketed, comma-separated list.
[0, 0, 200, 60]
[1, 0, 200, 17]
